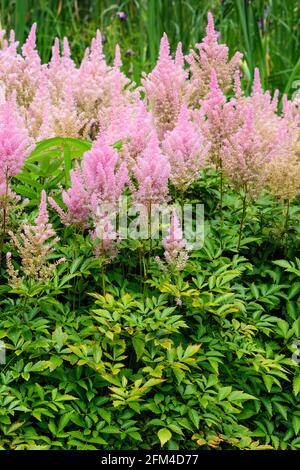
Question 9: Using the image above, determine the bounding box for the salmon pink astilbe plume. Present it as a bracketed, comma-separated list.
[0, 96, 32, 184]
[186, 12, 242, 106]
[82, 133, 128, 206]
[266, 123, 300, 202]
[103, 96, 154, 171]
[75, 33, 132, 138]
[20, 24, 43, 106]
[49, 135, 128, 227]
[282, 93, 300, 160]
[90, 211, 119, 259]
[0, 25, 43, 108]
[161, 209, 190, 271]
[49, 164, 89, 226]
[241, 68, 280, 144]
[142, 34, 187, 139]
[162, 104, 210, 190]
[133, 133, 170, 205]
[26, 76, 54, 141]
[198, 70, 241, 167]
[7, 190, 64, 286]
[221, 107, 270, 198]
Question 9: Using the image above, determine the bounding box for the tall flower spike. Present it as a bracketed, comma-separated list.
[7, 190, 64, 286]
[91, 211, 119, 259]
[49, 164, 89, 226]
[141, 33, 187, 139]
[133, 133, 170, 205]
[186, 11, 242, 106]
[162, 209, 189, 271]
[114, 44, 122, 69]
[162, 104, 210, 190]
[198, 70, 240, 167]
[21, 23, 37, 58]
[0, 96, 32, 184]
[82, 133, 128, 206]
[221, 106, 271, 198]
[266, 122, 300, 202]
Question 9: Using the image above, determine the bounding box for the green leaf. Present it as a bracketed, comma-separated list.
[157, 428, 172, 447]
[101, 426, 120, 434]
[98, 409, 111, 424]
[293, 376, 300, 397]
[132, 334, 145, 361]
[189, 409, 200, 429]
[52, 326, 67, 352]
[292, 415, 300, 435]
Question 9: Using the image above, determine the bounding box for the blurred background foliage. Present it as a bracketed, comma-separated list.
[0, 0, 299, 95]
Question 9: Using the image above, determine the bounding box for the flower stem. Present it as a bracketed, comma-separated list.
[0, 177, 9, 269]
[237, 192, 247, 252]
[284, 199, 290, 232]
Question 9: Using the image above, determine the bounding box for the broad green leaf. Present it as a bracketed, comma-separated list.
[157, 428, 172, 447]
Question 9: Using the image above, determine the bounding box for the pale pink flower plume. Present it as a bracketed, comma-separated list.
[163, 104, 210, 190]
[161, 209, 190, 271]
[186, 11, 242, 106]
[133, 133, 170, 205]
[142, 33, 187, 139]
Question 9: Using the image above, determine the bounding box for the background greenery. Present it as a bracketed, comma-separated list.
[0, 0, 299, 95]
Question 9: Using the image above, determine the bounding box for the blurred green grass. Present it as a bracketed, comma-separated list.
[0, 0, 299, 94]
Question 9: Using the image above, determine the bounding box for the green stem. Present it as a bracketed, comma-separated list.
[102, 262, 106, 296]
[284, 200, 290, 232]
[220, 163, 224, 227]
[148, 202, 152, 257]
[237, 192, 247, 252]
[0, 176, 9, 269]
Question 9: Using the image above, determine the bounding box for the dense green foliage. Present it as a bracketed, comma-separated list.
[1, 139, 300, 449]
[1, 0, 300, 93]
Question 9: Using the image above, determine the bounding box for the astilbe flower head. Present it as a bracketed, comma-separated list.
[46, 37, 76, 105]
[221, 107, 271, 198]
[0, 25, 43, 109]
[266, 122, 300, 202]
[198, 70, 241, 167]
[282, 92, 300, 160]
[141, 33, 187, 139]
[26, 75, 54, 140]
[75, 32, 133, 139]
[0, 95, 33, 184]
[103, 95, 154, 171]
[162, 104, 210, 190]
[186, 11, 242, 106]
[20, 23, 43, 107]
[157, 209, 190, 271]
[82, 133, 128, 206]
[49, 164, 89, 226]
[90, 211, 119, 260]
[239, 68, 280, 144]
[0, 30, 23, 98]
[7, 190, 64, 286]
[50, 134, 128, 226]
[51, 80, 86, 138]
[133, 133, 170, 205]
